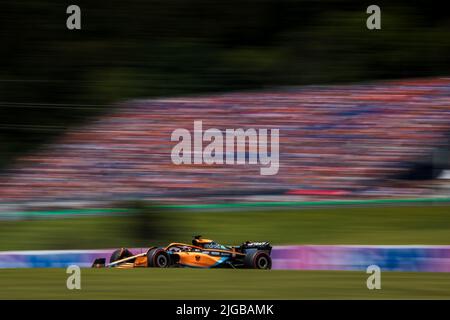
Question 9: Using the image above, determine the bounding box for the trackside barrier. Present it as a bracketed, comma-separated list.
[1, 245, 449, 271]
[271, 245, 450, 272]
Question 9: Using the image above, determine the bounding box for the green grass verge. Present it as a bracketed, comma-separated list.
[0, 205, 449, 250]
[1, 269, 450, 299]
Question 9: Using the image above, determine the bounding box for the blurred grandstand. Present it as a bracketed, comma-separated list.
[0, 77, 449, 211]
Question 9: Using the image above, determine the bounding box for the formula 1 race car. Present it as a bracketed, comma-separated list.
[92, 236, 272, 269]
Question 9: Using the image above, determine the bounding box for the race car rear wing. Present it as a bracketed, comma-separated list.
[239, 241, 272, 253]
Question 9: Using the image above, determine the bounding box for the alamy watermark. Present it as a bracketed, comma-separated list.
[366, 265, 381, 290]
[66, 265, 81, 290]
[66, 5, 379, 31]
[66, 5, 81, 30]
[366, 5, 381, 30]
[171, 121, 279, 175]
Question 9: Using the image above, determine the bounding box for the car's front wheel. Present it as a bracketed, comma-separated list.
[147, 248, 170, 268]
[110, 248, 134, 264]
[244, 251, 272, 269]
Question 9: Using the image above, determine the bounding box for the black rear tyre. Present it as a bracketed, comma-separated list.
[110, 248, 134, 263]
[244, 251, 272, 269]
[147, 248, 170, 268]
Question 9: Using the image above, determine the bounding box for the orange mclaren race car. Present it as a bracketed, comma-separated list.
[92, 236, 272, 269]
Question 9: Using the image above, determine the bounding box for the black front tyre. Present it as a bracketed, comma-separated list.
[244, 251, 272, 269]
[110, 248, 134, 263]
[147, 248, 170, 268]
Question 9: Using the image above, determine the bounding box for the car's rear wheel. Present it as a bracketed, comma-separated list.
[147, 248, 170, 268]
[244, 251, 272, 269]
[110, 248, 134, 263]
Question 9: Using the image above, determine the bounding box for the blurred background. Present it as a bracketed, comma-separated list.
[0, 0, 449, 251]
[1, 0, 449, 165]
